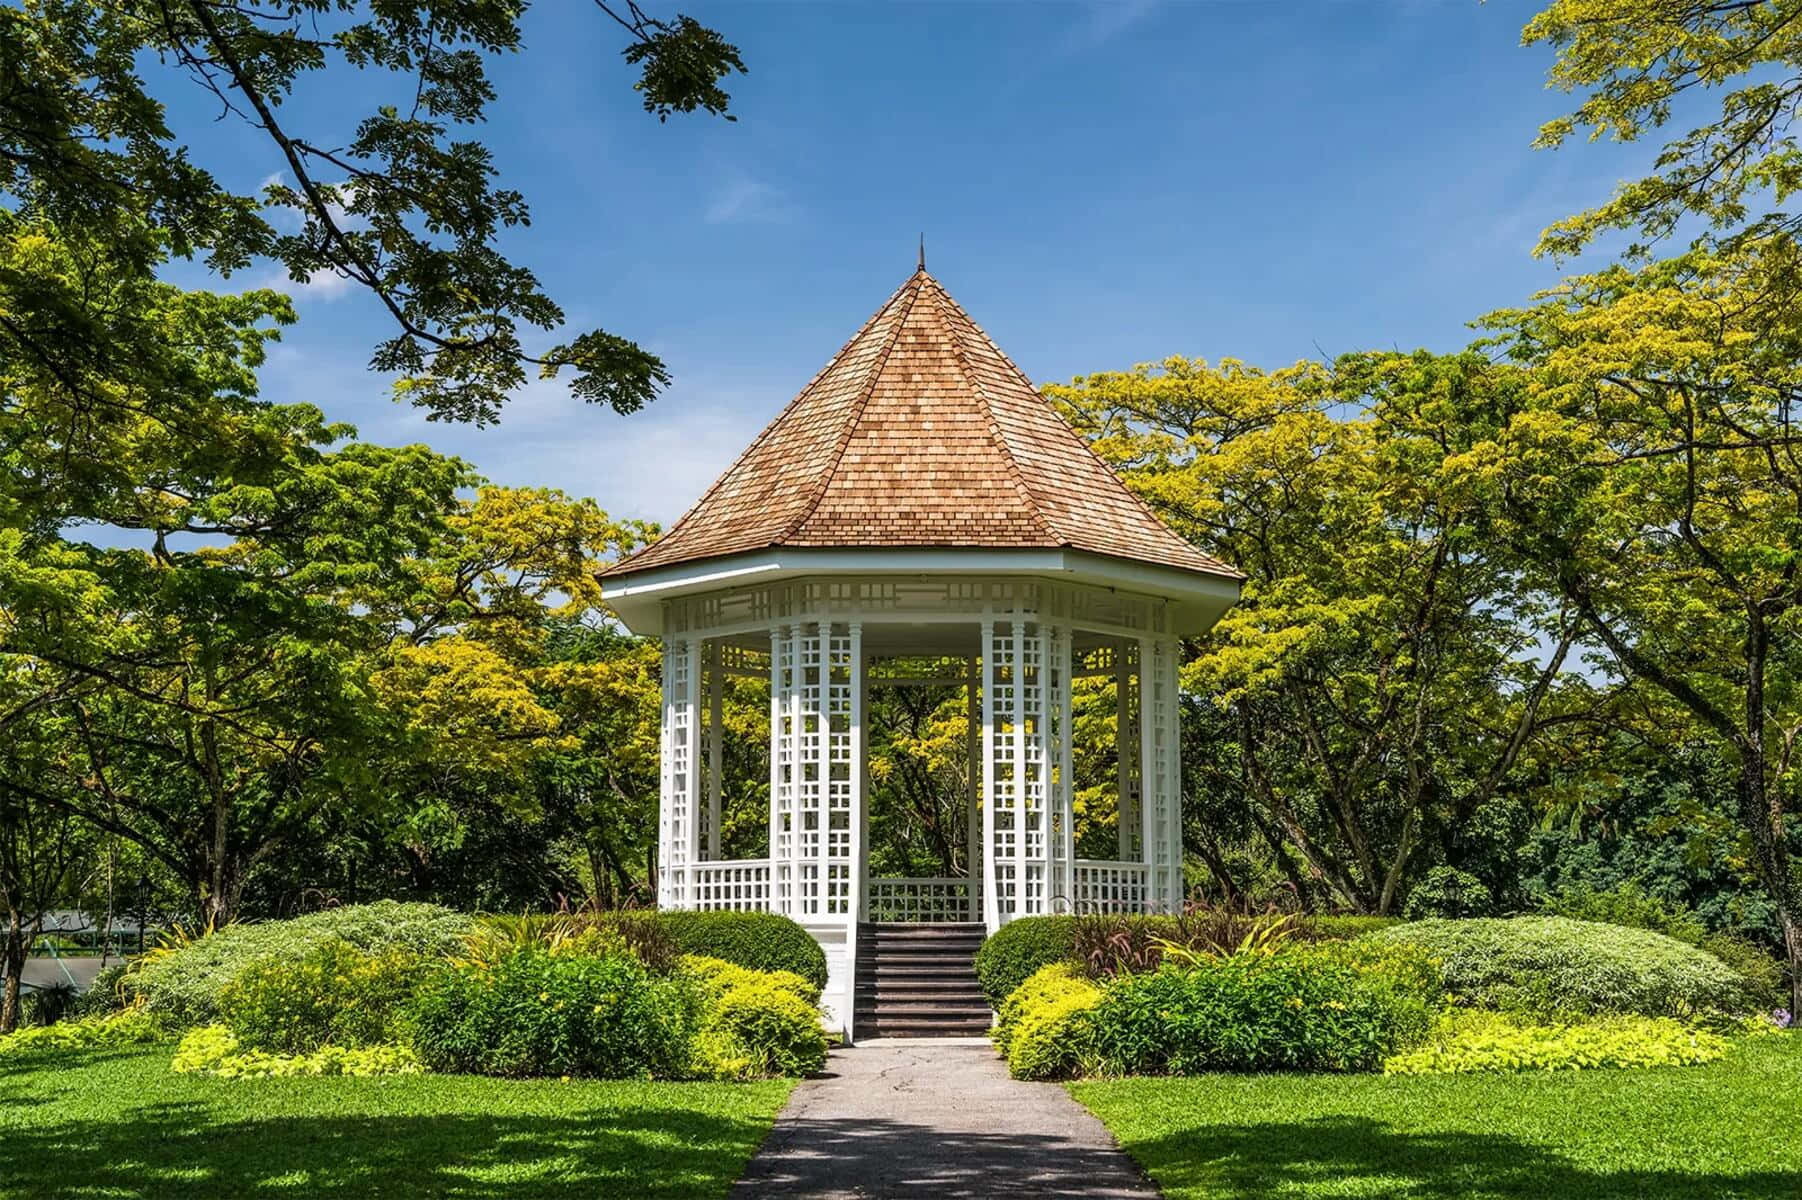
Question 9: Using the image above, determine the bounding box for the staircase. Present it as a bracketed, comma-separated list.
[853, 922, 992, 1038]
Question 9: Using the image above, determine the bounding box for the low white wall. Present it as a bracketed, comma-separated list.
[800, 921, 851, 1034]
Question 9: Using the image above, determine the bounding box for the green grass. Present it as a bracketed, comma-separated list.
[0, 1045, 793, 1199]
[1072, 1035, 1802, 1200]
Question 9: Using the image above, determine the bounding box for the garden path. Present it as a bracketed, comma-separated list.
[732, 1039, 1158, 1198]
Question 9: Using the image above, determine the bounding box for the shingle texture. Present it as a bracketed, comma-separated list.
[601, 268, 1236, 580]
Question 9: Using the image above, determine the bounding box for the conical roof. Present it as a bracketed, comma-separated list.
[601, 268, 1237, 582]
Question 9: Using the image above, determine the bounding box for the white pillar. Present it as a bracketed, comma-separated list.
[706, 640, 723, 860]
[980, 616, 1000, 930]
[965, 653, 981, 923]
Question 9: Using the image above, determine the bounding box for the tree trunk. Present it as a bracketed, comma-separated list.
[0, 909, 24, 1034]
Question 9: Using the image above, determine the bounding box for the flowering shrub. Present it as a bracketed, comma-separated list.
[0, 1010, 163, 1057]
[218, 939, 427, 1053]
[405, 948, 700, 1078]
[1382, 1010, 1730, 1075]
[1083, 941, 1439, 1074]
[1368, 917, 1757, 1019]
[172, 1025, 423, 1079]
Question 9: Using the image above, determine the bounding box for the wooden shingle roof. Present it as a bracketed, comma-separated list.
[601, 268, 1237, 582]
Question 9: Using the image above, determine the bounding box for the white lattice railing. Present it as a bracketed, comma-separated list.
[1069, 860, 1151, 914]
[692, 859, 772, 911]
[865, 877, 979, 923]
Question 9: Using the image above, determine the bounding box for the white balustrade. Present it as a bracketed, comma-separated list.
[691, 859, 772, 911]
[1068, 860, 1152, 914]
[864, 877, 979, 923]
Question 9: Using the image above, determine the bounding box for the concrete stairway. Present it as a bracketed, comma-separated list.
[853, 922, 992, 1038]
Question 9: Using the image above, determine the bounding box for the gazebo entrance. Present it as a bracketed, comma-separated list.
[599, 265, 1241, 1032]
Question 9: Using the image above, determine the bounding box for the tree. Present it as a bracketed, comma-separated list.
[1048, 355, 1584, 914]
[0, 720, 84, 1032]
[1, 1, 745, 426]
[1472, 247, 1802, 1010]
[1499, 0, 1802, 1008]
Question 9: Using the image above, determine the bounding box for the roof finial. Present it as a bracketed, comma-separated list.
[917, 233, 925, 273]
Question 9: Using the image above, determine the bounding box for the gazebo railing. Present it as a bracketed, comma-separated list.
[1070, 859, 1151, 914]
[864, 877, 979, 923]
[691, 859, 772, 911]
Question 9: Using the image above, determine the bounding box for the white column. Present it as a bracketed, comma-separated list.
[1012, 615, 1027, 922]
[1117, 641, 1141, 862]
[706, 640, 723, 860]
[658, 635, 699, 909]
[980, 616, 1000, 930]
[965, 653, 981, 923]
[769, 625, 793, 916]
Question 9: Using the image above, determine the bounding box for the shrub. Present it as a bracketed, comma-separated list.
[654, 912, 827, 992]
[1404, 867, 1493, 919]
[173, 1025, 423, 1079]
[1701, 933, 1786, 1009]
[405, 948, 700, 1079]
[1538, 883, 1785, 1009]
[974, 917, 1078, 1006]
[125, 902, 473, 1026]
[1382, 1010, 1731, 1075]
[977, 912, 1405, 1007]
[1539, 882, 1708, 944]
[218, 939, 427, 1053]
[1085, 941, 1439, 1074]
[1368, 916, 1756, 1019]
[993, 963, 1102, 1080]
[683, 955, 826, 1078]
[1307, 916, 1403, 941]
[70, 963, 132, 1018]
[19, 983, 77, 1027]
[0, 1009, 164, 1057]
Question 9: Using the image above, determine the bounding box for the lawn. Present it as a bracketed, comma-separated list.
[0, 1045, 793, 1199]
[1072, 1034, 1802, 1200]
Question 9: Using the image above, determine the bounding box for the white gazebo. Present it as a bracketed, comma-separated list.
[600, 264, 1241, 1030]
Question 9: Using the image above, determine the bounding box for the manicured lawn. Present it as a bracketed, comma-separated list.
[0, 1045, 793, 1199]
[1072, 1035, 1802, 1200]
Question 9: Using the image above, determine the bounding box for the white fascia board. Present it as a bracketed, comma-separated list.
[602, 547, 1241, 636]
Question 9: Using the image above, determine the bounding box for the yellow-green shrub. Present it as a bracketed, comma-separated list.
[681, 954, 821, 1008]
[0, 1010, 163, 1057]
[172, 1024, 423, 1079]
[1009, 965, 1102, 1081]
[993, 962, 1083, 1055]
[1382, 1010, 1730, 1075]
[683, 956, 826, 1079]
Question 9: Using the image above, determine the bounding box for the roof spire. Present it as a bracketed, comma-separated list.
[917, 233, 925, 273]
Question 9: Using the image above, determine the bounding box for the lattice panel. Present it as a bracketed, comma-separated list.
[768, 622, 858, 919]
[984, 616, 1071, 921]
[659, 638, 696, 908]
[770, 628, 797, 915]
[1145, 637, 1182, 906]
[1071, 860, 1151, 913]
[1117, 640, 1142, 861]
[693, 860, 772, 911]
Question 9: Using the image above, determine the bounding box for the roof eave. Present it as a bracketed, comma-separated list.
[599, 545, 1241, 637]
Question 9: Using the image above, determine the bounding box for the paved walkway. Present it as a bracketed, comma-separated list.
[733, 1039, 1158, 1198]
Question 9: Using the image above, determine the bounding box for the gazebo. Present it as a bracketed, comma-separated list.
[600, 264, 1241, 1032]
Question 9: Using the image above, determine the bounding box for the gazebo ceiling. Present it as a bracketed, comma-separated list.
[600, 265, 1242, 633]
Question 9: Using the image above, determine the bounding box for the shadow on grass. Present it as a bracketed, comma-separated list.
[1125, 1116, 1800, 1200]
[0, 1100, 772, 1199]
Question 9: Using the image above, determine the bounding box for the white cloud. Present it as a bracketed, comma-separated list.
[254, 264, 358, 301]
[704, 173, 798, 226]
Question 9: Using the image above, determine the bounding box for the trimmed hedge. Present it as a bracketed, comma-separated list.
[974, 917, 1079, 1007]
[1368, 916, 1757, 1019]
[654, 911, 828, 992]
[973, 913, 1408, 1007]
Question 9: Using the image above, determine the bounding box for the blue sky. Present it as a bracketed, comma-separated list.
[165, 0, 1651, 527]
